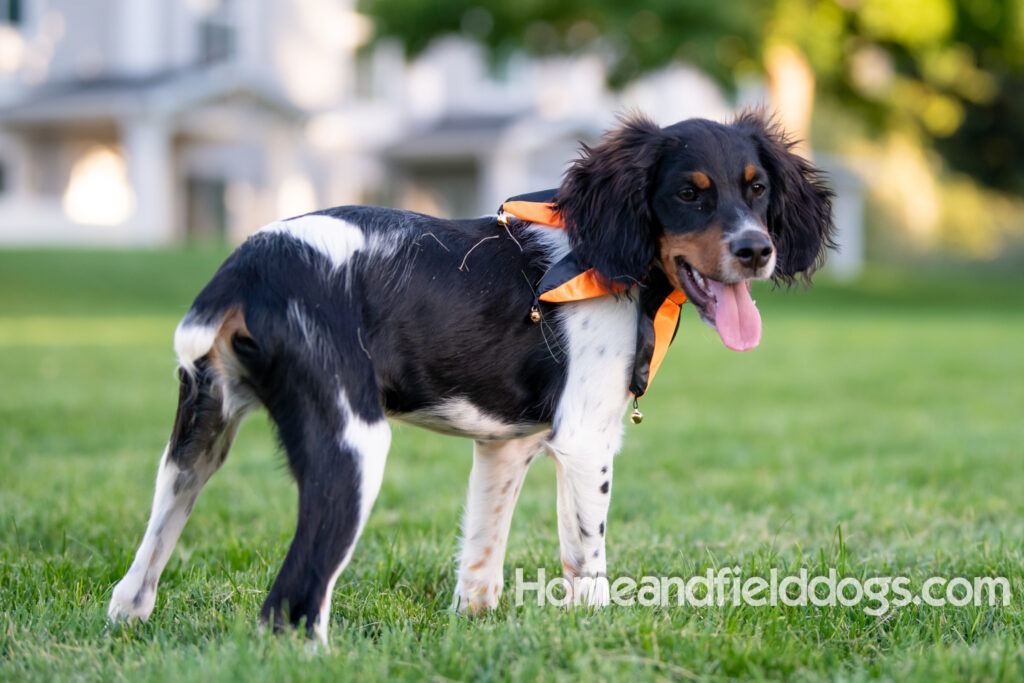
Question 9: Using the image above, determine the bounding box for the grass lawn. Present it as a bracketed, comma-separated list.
[1, 249, 1023, 681]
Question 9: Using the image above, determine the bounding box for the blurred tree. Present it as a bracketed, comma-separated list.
[773, 0, 1024, 194]
[359, 0, 1024, 193]
[359, 0, 769, 89]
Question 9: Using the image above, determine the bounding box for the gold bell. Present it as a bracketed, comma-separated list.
[529, 305, 541, 323]
[497, 213, 510, 226]
[630, 408, 644, 424]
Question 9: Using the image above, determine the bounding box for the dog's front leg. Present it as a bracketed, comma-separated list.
[453, 433, 546, 613]
[550, 443, 615, 608]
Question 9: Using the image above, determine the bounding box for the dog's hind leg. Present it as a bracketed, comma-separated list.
[108, 353, 249, 623]
[258, 383, 390, 643]
[252, 303, 390, 643]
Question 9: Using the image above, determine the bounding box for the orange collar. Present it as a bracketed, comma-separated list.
[500, 198, 688, 401]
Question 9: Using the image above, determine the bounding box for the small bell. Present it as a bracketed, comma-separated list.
[529, 305, 542, 323]
[629, 397, 643, 424]
[497, 213, 510, 226]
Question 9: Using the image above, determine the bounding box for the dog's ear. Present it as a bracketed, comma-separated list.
[554, 115, 666, 286]
[734, 110, 837, 285]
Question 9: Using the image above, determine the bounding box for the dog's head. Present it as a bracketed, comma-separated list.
[553, 110, 836, 351]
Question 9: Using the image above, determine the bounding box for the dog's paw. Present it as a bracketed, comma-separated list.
[451, 577, 501, 614]
[568, 575, 610, 609]
[107, 574, 156, 623]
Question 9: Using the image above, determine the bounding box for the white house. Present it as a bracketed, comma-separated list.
[0, 0, 862, 277]
[0, 0, 369, 244]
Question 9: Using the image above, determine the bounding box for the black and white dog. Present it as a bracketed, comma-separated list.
[108, 111, 835, 642]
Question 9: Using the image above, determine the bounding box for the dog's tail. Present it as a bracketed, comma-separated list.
[174, 278, 248, 380]
[174, 315, 222, 379]
[171, 235, 294, 426]
[172, 231, 338, 389]
[173, 237, 272, 379]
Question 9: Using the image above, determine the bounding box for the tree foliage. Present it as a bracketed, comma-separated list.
[774, 0, 1024, 193]
[360, 0, 1024, 193]
[360, 0, 769, 88]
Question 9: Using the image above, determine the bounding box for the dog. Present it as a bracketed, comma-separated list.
[107, 110, 835, 642]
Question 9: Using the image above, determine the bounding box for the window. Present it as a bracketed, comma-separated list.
[199, 20, 235, 63]
[1, 0, 22, 26]
[198, 0, 236, 64]
[186, 176, 228, 242]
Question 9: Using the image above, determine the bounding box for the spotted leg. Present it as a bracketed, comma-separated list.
[549, 437, 617, 608]
[453, 433, 546, 612]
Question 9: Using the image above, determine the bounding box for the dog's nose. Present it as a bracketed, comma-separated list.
[730, 232, 774, 271]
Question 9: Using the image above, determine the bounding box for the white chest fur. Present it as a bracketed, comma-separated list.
[547, 290, 637, 456]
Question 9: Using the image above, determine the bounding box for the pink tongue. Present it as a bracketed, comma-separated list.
[707, 280, 762, 351]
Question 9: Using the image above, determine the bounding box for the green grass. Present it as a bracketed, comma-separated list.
[1, 249, 1023, 681]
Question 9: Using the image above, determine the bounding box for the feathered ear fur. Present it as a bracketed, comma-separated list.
[554, 115, 666, 286]
[733, 110, 837, 285]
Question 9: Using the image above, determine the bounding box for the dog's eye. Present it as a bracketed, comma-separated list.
[751, 183, 766, 197]
[679, 187, 698, 202]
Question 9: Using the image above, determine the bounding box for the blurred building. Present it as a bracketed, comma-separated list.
[0, 0, 361, 244]
[0, 0, 861, 277]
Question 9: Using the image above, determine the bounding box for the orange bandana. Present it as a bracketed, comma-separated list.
[500, 194, 687, 399]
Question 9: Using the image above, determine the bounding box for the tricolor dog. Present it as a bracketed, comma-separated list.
[108, 111, 836, 642]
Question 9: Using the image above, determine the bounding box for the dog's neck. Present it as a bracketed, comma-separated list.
[501, 194, 687, 402]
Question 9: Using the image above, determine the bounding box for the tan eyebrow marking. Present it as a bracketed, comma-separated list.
[692, 172, 711, 189]
[744, 164, 757, 182]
